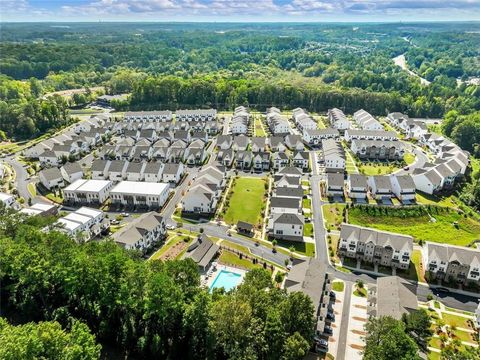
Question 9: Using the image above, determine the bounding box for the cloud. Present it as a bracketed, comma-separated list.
[2, 0, 480, 20]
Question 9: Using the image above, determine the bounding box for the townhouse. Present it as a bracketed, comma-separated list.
[217, 135, 233, 150]
[344, 129, 398, 142]
[302, 128, 339, 147]
[64, 179, 114, 205]
[91, 159, 110, 180]
[327, 108, 351, 131]
[270, 196, 302, 214]
[216, 148, 235, 167]
[252, 152, 270, 172]
[235, 150, 253, 171]
[367, 175, 393, 200]
[285, 134, 304, 151]
[292, 108, 317, 132]
[292, 151, 309, 170]
[390, 175, 416, 203]
[268, 213, 304, 241]
[269, 136, 287, 152]
[266, 108, 291, 135]
[346, 174, 368, 200]
[110, 181, 170, 209]
[182, 165, 226, 215]
[39, 167, 65, 190]
[231, 106, 250, 135]
[351, 139, 405, 160]
[273, 186, 304, 200]
[107, 160, 128, 182]
[0, 192, 16, 208]
[162, 163, 184, 184]
[325, 173, 344, 198]
[126, 161, 146, 182]
[143, 162, 164, 183]
[60, 162, 84, 184]
[124, 111, 173, 123]
[367, 276, 418, 320]
[19, 202, 57, 217]
[113, 212, 166, 253]
[423, 242, 480, 284]
[321, 139, 345, 173]
[232, 135, 249, 151]
[353, 109, 383, 131]
[339, 224, 413, 270]
[175, 109, 217, 122]
[272, 152, 290, 170]
[56, 207, 108, 241]
[284, 258, 334, 347]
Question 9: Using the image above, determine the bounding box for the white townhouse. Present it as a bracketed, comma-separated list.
[107, 160, 129, 182]
[0, 192, 15, 208]
[327, 108, 351, 130]
[353, 109, 383, 131]
[292, 151, 309, 170]
[91, 159, 110, 180]
[270, 196, 301, 215]
[423, 242, 480, 284]
[39, 167, 65, 190]
[56, 207, 107, 241]
[124, 111, 173, 123]
[302, 128, 339, 147]
[110, 181, 170, 209]
[325, 173, 344, 198]
[176, 109, 217, 122]
[230, 107, 250, 135]
[387, 112, 409, 127]
[339, 224, 413, 270]
[344, 129, 398, 142]
[390, 175, 416, 203]
[143, 162, 164, 183]
[64, 179, 114, 205]
[162, 163, 184, 184]
[285, 134, 304, 151]
[347, 174, 368, 200]
[113, 212, 166, 253]
[268, 213, 304, 242]
[126, 162, 146, 182]
[292, 108, 317, 132]
[19, 202, 57, 217]
[60, 162, 84, 184]
[266, 108, 291, 135]
[321, 139, 345, 172]
[217, 135, 233, 150]
[367, 175, 393, 200]
[412, 167, 444, 195]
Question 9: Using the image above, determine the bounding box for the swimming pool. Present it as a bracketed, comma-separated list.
[209, 269, 242, 292]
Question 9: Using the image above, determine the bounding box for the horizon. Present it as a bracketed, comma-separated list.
[1, 0, 479, 22]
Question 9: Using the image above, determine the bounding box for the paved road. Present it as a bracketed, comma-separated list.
[395, 146, 429, 176]
[336, 282, 353, 360]
[3, 155, 33, 201]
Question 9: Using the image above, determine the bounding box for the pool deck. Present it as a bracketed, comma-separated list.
[202, 264, 247, 290]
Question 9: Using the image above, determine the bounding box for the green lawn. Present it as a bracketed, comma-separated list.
[427, 351, 441, 360]
[223, 177, 267, 226]
[304, 223, 313, 237]
[45, 192, 63, 204]
[322, 204, 346, 231]
[149, 235, 193, 261]
[302, 198, 311, 210]
[332, 281, 344, 292]
[404, 152, 416, 165]
[28, 183, 37, 197]
[348, 206, 480, 246]
[353, 287, 367, 297]
[254, 118, 266, 137]
[220, 239, 250, 254]
[218, 250, 263, 271]
[357, 162, 401, 175]
[441, 313, 472, 329]
[276, 239, 315, 257]
[452, 329, 476, 343]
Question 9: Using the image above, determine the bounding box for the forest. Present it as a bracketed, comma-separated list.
[0, 210, 315, 359]
[0, 22, 479, 141]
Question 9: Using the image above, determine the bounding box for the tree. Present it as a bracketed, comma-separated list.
[441, 346, 480, 360]
[402, 309, 432, 345]
[279, 292, 315, 342]
[0, 318, 101, 360]
[281, 332, 310, 360]
[363, 316, 420, 360]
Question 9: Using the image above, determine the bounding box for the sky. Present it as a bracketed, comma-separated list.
[1, 0, 480, 22]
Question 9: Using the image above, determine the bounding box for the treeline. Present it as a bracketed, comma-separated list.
[0, 76, 71, 140]
[0, 210, 315, 359]
[128, 75, 410, 116]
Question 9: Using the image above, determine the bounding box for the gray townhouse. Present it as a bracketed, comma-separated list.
[339, 224, 413, 270]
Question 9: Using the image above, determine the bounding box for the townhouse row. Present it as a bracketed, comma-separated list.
[267, 167, 306, 242]
[123, 109, 216, 123]
[55, 207, 109, 241]
[63, 179, 171, 209]
[326, 173, 417, 204]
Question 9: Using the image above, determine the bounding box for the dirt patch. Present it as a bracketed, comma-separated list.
[350, 344, 365, 350]
[335, 299, 342, 303]
[353, 316, 368, 322]
[328, 337, 336, 343]
[354, 304, 367, 309]
[160, 241, 188, 261]
[352, 330, 367, 336]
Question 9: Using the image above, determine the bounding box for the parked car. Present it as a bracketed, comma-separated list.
[316, 339, 328, 349]
[121, 212, 130, 217]
[324, 326, 333, 335]
[326, 312, 335, 322]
